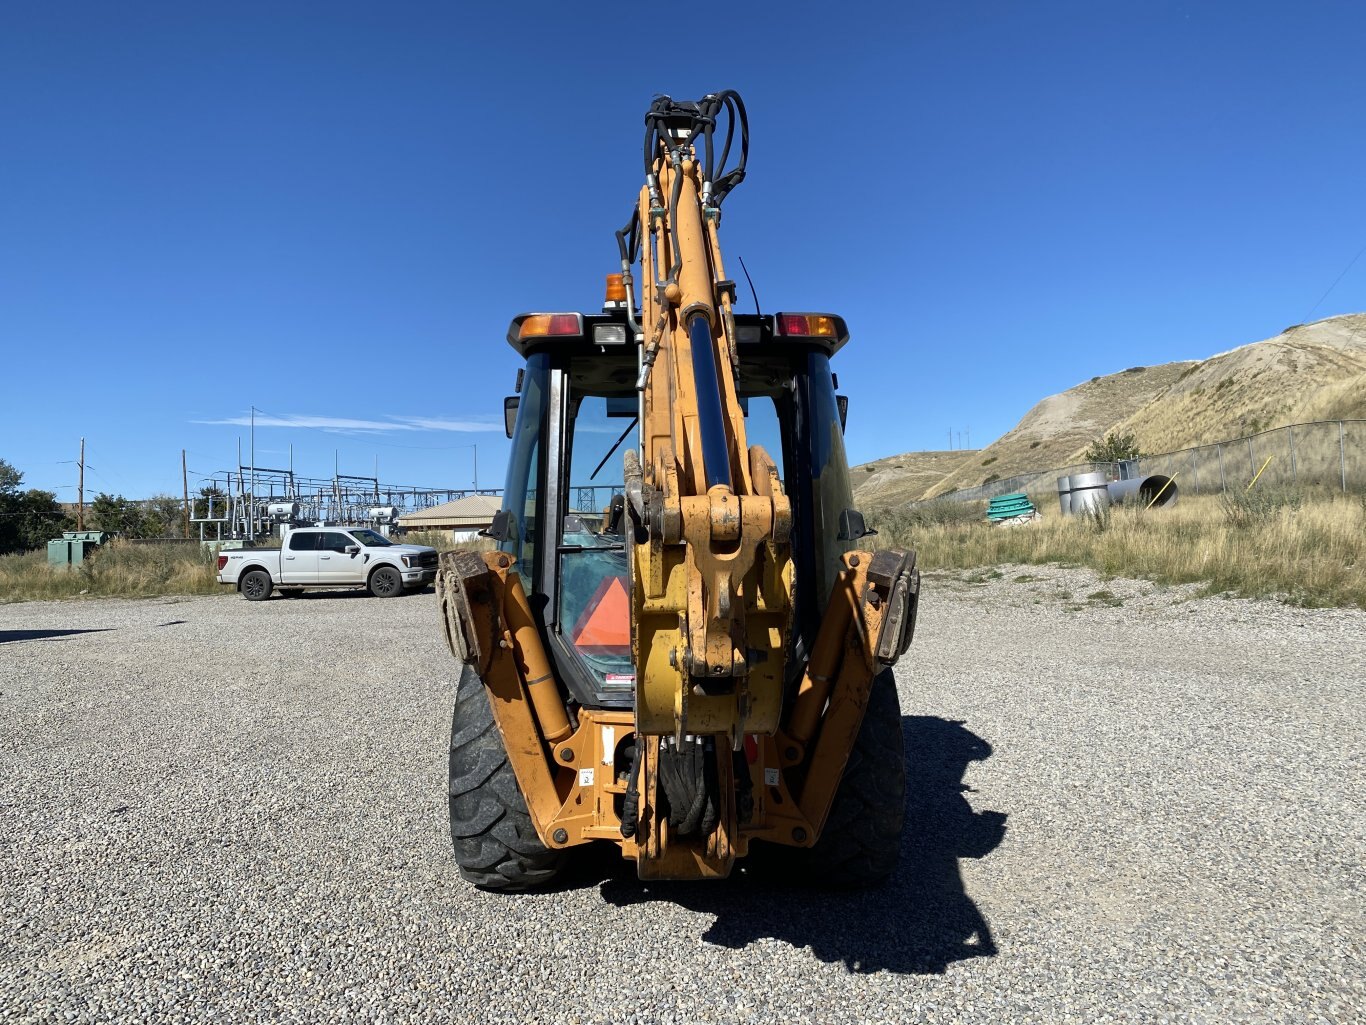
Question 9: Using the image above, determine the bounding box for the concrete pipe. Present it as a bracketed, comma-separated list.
[1057, 476, 1074, 516]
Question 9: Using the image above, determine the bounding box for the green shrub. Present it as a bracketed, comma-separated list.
[1221, 485, 1304, 528]
[869, 500, 984, 547]
[1084, 430, 1143, 463]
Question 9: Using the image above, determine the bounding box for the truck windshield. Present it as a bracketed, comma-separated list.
[350, 529, 394, 547]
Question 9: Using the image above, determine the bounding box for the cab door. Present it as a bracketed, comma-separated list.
[316, 530, 363, 584]
[282, 531, 321, 584]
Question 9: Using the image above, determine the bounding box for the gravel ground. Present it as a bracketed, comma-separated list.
[1, 569, 1362, 1024]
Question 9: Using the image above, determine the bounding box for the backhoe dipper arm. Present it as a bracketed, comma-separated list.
[625, 93, 790, 750]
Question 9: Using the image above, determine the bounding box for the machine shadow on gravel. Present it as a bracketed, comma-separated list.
[0, 628, 114, 643]
[599, 716, 1006, 975]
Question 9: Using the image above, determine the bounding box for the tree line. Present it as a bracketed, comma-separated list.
[1, 458, 226, 556]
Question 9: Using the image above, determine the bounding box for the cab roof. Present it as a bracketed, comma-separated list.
[505, 310, 849, 360]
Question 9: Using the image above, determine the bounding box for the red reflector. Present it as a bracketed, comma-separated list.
[217, 555, 228, 570]
[777, 313, 809, 336]
[547, 313, 580, 335]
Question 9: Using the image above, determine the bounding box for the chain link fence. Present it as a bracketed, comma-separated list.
[919, 420, 1366, 507]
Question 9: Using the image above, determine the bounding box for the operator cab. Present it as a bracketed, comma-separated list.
[495, 308, 862, 711]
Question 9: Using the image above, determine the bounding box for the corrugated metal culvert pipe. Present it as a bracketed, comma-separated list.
[1106, 474, 1178, 507]
[1067, 471, 1112, 516]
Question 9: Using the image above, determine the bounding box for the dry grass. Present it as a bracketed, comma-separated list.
[874, 490, 1366, 608]
[0, 532, 502, 603]
[1298, 374, 1366, 423]
[5, 499, 1360, 609]
[398, 530, 496, 555]
[0, 540, 221, 603]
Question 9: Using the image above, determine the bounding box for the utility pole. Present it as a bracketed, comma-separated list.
[965, 427, 971, 450]
[250, 406, 256, 537]
[947, 430, 952, 451]
[182, 449, 190, 539]
[473, 444, 478, 492]
[78, 437, 85, 530]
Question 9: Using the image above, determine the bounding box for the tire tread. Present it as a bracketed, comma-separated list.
[758, 668, 906, 887]
[447, 665, 564, 890]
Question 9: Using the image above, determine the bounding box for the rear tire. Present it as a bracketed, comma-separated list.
[241, 570, 273, 602]
[368, 565, 403, 598]
[759, 667, 906, 887]
[447, 664, 564, 891]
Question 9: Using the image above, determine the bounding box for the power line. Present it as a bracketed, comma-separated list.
[1304, 241, 1366, 322]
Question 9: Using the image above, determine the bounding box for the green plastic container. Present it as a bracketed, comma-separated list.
[986, 493, 1036, 521]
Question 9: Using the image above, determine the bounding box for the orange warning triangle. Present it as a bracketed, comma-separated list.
[572, 576, 631, 656]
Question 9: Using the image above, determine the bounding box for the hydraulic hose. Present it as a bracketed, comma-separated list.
[619, 740, 643, 838]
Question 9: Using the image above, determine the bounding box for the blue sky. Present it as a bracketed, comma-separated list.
[3, 2, 1363, 501]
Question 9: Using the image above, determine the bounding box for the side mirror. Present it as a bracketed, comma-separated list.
[480, 508, 513, 542]
[836, 395, 849, 434]
[504, 396, 519, 439]
[345, 545, 360, 555]
[837, 507, 877, 542]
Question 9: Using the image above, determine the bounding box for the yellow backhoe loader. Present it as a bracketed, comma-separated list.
[436, 91, 919, 888]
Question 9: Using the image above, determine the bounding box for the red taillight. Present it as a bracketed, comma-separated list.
[217, 555, 228, 571]
[776, 313, 838, 338]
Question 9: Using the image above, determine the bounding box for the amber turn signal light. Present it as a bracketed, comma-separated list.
[519, 313, 582, 339]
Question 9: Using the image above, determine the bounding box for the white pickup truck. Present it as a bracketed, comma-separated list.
[216, 526, 439, 601]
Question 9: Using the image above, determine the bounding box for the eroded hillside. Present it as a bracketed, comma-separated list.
[855, 313, 1366, 506]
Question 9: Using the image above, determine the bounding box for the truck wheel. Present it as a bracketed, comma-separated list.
[368, 566, 403, 598]
[241, 570, 273, 602]
[447, 663, 564, 891]
[759, 667, 906, 888]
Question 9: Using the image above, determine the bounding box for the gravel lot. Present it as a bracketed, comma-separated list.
[2, 568, 1362, 1024]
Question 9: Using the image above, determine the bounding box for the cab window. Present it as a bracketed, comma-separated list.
[287, 532, 316, 551]
[558, 391, 633, 691]
[500, 353, 549, 588]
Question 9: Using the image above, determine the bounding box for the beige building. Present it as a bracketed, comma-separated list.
[398, 494, 503, 542]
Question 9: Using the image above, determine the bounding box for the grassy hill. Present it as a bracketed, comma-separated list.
[1109, 314, 1366, 453]
[852, 449, 979, 507]
[855, 312, 1366, 507]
